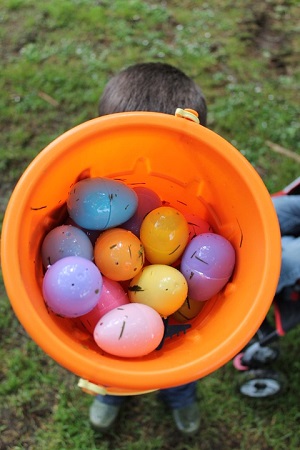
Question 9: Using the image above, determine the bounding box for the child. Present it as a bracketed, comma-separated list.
[272, 195, 300, 294]
[98, 62, 207, 124]
[89, 62, 207, 435]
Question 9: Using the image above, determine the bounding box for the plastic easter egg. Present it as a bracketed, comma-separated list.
[42, 256, 103, 317]
[180, 233, 236, 301]
[67, 177, 138, 230]
[79, 277, 129, 333]
[80, 228, 101, 246]
[41, 225, 94, 268]
[184, 212, 213, 242]
[65, 217, 101, 246]
[172, 296, 205, 323]
[93, 303, 164, 357]
[94, 228, 145, 281]
[128, 264, 188, 317]
[122, 186, 162, 236]
[186, 275, 231, 302]
[140, 206, 189, 265]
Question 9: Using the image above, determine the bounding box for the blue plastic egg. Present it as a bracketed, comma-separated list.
[65, 217, 101, 246]
[41, 225, 94, 268]
[67, 177, 138, 230]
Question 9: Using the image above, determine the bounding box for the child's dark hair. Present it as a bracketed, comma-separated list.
[98, 62, 207, 126]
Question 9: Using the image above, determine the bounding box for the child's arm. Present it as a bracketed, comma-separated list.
[272, 195, 300, 236]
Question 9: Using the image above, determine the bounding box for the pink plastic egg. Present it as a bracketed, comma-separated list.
[93, 303, 164, 357]
[180, 233, 235, 301]
[122, 186, 162, 237]
[78, 277, 129, 333]
[42, 256, 103, 317]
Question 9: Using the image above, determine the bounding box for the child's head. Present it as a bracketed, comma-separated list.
[98, 62, 207, 126]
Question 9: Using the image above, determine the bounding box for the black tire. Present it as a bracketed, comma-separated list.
[238, 369, 286, 398]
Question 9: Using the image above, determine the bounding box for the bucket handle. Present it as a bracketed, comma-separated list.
[78, 378, 157, 396]
[175, 108, 200, 124]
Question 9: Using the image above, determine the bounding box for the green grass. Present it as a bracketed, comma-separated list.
[1, 0, 300, 448]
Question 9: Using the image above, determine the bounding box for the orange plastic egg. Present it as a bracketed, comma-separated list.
[94, 228, 144, 281]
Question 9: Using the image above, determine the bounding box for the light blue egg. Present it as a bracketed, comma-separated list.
[67, 178, 138, 230]
[41, 224, 94, 268]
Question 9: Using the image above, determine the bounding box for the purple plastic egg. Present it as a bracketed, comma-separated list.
[180, 233, 235, 301]
[182, 273, 232, 302]
[42, 256, 103, 317]
[122, 187, 162, 236]
[41, 225, 94, 268]
[67, 177, 138, 230]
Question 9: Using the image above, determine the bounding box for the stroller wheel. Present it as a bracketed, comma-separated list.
[238, 369, 286, 398]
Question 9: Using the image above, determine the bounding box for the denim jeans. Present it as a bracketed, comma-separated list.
[273, 195, 300, 293]
[95, 381, 197, 409]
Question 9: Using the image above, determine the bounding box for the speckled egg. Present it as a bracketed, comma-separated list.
[93, 303, 164, 357]
[67, 177, 138, 230]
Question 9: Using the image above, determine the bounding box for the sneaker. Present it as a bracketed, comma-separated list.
[172, 401, 200, 435]
[89, 397, 121, 431]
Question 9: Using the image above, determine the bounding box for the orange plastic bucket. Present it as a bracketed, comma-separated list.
[1, 112, 281, 393]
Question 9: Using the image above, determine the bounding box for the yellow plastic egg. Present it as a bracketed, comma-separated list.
[140, 206, 189, 265]
[128, 264, 188, 317]
[172, 296, 205, 323]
